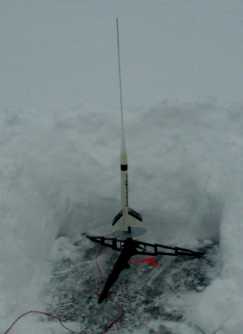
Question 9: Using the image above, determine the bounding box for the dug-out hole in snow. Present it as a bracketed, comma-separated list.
[56, 173, 224, 250]
[56, 197, 120, 241]
[144, 172, 223, 246]
[44, 235, 219, 333]
[196, 192, 223, 244]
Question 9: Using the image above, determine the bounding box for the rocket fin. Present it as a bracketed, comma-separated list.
[112, 208, 143, 231]
[128, 208, 142, 222]
[112, 210, 123, 226]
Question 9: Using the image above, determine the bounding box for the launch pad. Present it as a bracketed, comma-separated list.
[85, 233, 204, 303]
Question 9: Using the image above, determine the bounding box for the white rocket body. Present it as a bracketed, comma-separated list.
[112, 18, 143, 233]
[112, 136, 143, 232]
[121, 150, 129, 221]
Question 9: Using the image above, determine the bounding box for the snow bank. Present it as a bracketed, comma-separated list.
[1, 99, 243, 333]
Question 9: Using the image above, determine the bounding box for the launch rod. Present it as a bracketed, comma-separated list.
[116, 17, 127, 156]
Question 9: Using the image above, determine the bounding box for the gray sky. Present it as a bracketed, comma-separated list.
[0, 0, 243, 110]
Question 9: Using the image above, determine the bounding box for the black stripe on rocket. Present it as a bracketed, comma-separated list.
[121, 164, 128, 171]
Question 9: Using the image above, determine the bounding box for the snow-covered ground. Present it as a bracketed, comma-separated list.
[1, 1, 243, 333]
[1, 100, 243, 333]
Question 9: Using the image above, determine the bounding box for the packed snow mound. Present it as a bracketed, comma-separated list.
[1, 99, 243, 333]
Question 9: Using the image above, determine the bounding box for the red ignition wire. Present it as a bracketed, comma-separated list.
[3, 310, 80, 334]
[102, 303, 124, 334]
[129, 256, 160, 268]
[3, 237, 124, 334]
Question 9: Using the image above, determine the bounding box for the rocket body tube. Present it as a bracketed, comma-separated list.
[112, 149, 142, 232]
[121, 159, 128, 228]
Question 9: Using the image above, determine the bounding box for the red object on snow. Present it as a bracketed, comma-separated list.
[129, 256, 160, 268]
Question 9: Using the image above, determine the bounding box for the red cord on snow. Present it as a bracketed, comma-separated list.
[3, 310, 79, 334]
[3, 242, 124, 334]
[3, 306, 123, 334]
[102, 303, 124, 334]
[129, 256, 160, 268]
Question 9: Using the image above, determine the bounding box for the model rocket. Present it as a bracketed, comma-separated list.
[112, 18, 143, 233]
[84, 18, 204, 304]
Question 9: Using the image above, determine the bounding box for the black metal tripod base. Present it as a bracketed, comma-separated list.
[85, 234, 204, 303]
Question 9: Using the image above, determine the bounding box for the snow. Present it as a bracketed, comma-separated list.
[0, 100, 242, 334]
[1, 1, 243, 333]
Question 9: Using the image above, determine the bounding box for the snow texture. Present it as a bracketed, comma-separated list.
[45, 236, 218, 333]
[1, 1, 243, 333]
[1, 100, 243, 333]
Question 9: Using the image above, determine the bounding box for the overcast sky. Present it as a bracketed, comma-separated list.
[0, 0, 243, 111]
